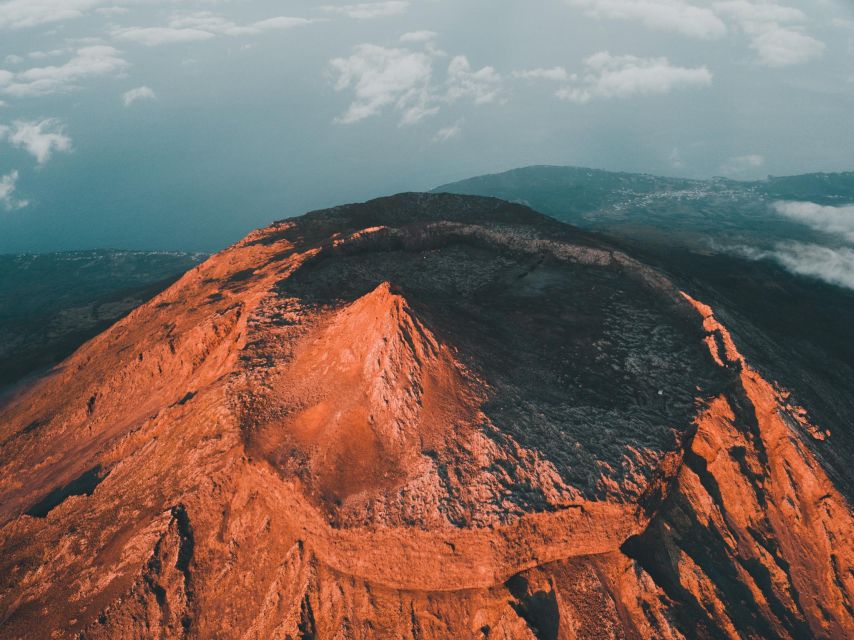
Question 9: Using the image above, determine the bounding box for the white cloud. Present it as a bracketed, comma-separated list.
[747, 26, 825, 67]
[1, 119, 72, 165]
[329, 44, 433, 124]
[712, 1, 805, 26]
[3, 49, 67, 64]
[95, 6, 128, 16]
[434, 120, 463, 142]
[112, 27, 216, 46]
[720, 153, 764, 175]
[168, 12, 312, 37]
[568, 0, 727, 39]
[329, 42, 501, 125]
[713, 1, 825, 67]
[773, 201, 854, 243]
[400, 30, 437, 43]
[167, 13, 260, 37]
[446, 56, 502, 105]
[0, 0, 104, 29]
[737, 242, 854, 290]
[512, 67, 569, 81]
[322, 2, 409, 19]
[0, 46, 127, 96]
[112, 12, 312, 46]
[556, 51, 712, 103]
[28, 48, 68, 60]
[253, 17, 313, 31]
[122, 85, 156, 106]
[0, 170, 27, 210]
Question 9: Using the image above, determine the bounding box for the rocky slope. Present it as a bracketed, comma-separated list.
[0, 193, 851, 639]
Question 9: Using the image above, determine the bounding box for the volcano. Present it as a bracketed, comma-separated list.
[0, 193, 851, 639]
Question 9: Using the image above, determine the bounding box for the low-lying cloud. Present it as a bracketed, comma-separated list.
[731, 199, 854, 289]
[736, 242, 854, 290]
[773, 201, 854, 243]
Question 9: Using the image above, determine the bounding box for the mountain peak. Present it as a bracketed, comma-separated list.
[1, 194, 851, 639]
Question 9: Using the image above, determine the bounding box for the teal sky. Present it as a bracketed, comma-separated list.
[0, 0, 852, 252]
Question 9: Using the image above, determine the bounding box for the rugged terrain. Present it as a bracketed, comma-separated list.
[437, 165, 854, 502]
[0, 193, 851, 639]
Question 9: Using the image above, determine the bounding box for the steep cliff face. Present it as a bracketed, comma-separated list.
[623, 295, 853, 639]
[0, 193, 851, 639]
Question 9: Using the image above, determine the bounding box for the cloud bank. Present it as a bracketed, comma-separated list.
[737, 242, 854, 290]
[733, 200, 854, 290]
[773, 201, 854, 243]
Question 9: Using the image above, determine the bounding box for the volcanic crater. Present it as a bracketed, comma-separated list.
[0, 193, 851, 639]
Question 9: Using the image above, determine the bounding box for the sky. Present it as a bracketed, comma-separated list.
[0, 0, 852, 253]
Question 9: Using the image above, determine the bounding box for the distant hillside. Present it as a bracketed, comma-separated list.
[435, 165, 854, 247]
[0, 250, 205, 392]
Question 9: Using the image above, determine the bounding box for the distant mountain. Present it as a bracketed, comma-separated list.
[435, 165, 854, 249]
[1, 194, 851, 638]
[0, 250, 205, 393]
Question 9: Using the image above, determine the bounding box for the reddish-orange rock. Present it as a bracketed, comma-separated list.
[0, 194, 851, 639]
